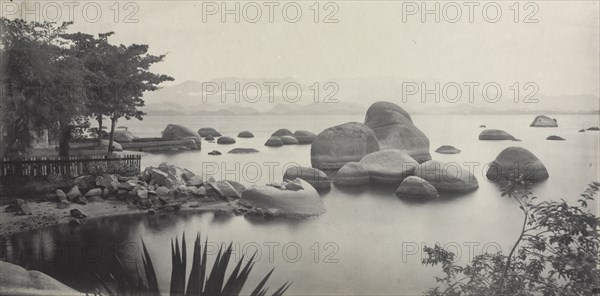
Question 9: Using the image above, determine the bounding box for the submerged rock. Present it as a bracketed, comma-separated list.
[395, 176, 439, 199]
[435, 145, 461, 154]
[334, 162, 370, 186]
[198, 127, 222, 137]
[414, 160, 479, 193]
[228, 148, 259, 154]
[237, 131, 254, 138]
[480, 125, 486, 128]
[486, 147, 549, 183]
[280, 135, 299, 145]
[293, 130, 316, 144]
[283, 166, 330, 190]
[478, 129, 516, 140]
[311, 122, 380, 170]
[208, 150, 222, 155]
[265, 136, 284, 147]
[271, 128, 293, 137]
[217, 136, 236, 144]
[587, 127, 600, 131]
[364, 101, 431, 163]
[530, 115, 558, 127]
[240, 179, 325, 218]
[359, 149, 418, 185]
[578, 129, 585, 132]
[546, 135, 565, 141]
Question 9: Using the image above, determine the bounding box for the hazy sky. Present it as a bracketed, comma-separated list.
[4, 1, 599, 99]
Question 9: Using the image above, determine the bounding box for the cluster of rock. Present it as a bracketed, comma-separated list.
[264, 129, 316, 147]
[311, 101, 432, 170]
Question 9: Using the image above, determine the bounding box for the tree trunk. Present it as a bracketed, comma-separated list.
[58, 124, 72, 157]
[107, 116, 117, 156]
[97, 115, 103, 146]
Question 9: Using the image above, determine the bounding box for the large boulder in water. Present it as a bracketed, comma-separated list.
[311, 122, 379, 170]
[364, 101, 431, 163]
[479, 129, 516, 140]
[198, 127, 222, 138]
[395, 176, 439, 199]
[334, 162, 370, 186]
[414, 160, 479, 193]
[280, 136, 299, 145]
[272, 128, 293, 137]
[162, 124, 201, 146]
[530, 115, 558, 127]
[283, 166, 330, 190]
[486, 147, 549, 182]
[0, 260, 79, 295]
[359, 149, 418, 184]
[293, 130, 316, 144]
[264, 136, 283, 147]
[237, 131, 254, 138]
[240, 179, 325, 218]
[113, 129, 136, 143]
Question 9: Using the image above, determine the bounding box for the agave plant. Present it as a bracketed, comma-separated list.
[98, 233, 291, 296]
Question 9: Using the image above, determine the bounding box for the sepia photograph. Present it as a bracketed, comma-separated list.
[0, 1, 599, 295]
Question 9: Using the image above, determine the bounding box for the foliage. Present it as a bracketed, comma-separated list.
[98, 233, 291, 296]
[85, 160, 140, 177]
[422, 180, 600, 296]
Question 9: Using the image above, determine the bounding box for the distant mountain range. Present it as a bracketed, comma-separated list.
[142, 79, 600, 116]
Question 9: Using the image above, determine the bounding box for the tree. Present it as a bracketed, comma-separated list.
[0, 18, 87, 157]
[422, 179, 600, 296]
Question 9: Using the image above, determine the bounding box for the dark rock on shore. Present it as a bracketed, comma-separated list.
[240, 179, 325, 218]
[284, 166, 330, 190]
[414, 160, 479, 193]
[265, 136, 284, 147]
[395, 176, 439, 199]
[272, 128, 293, 137]
[70, 208, 87, 219]
[228, 148, 259, 154]
[435, 145, 461, 154]
[530, 115, 558, 127]
[359, 149, 418, 185]
[281, 135, 299, 145]
[198, 127, 222, 137]
[293, 130, 316, 144]
[364, 101, 431, 163]
[217, 136, 236, 144]
[237, 131, 254, 138]
[479, 129, 516, 140]
[334, 162, 370, 186]
[546, 135, 565, 141]
[486, 147, 549, 183]
[311, 122, 380, 170]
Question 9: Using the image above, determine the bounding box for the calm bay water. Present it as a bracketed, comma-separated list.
[2, 114, 599, 295]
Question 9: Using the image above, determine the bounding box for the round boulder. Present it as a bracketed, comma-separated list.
[217, 136, 236, 144]
[479, 129, 516, 141]
[364, 101, 431, 163]
[280, 135, 299, 145]
[283, 166, 330, 190]
[0, 261, 79, 295]
[435, 145, 461, 154]
[334, 162, 370, 186]
[359, 149, 418, 184]
[311, 122, 380, 170]
[415, 160, 479, 193]
[395, 176, 439, 199]
[293, 130, 316, 144]
[530, 115, 558, 127]
[198, 127, 222, 138]
[265, 136, 284, 147]
[113, 129, 136, 143]
[237, 131, 254, 138]
[486, 147, 549, 183]
[272, 128, 293, 137]
[162, 124, 201, 145]
[239, 179, 326, 218]
[546, 135, 565, 141]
